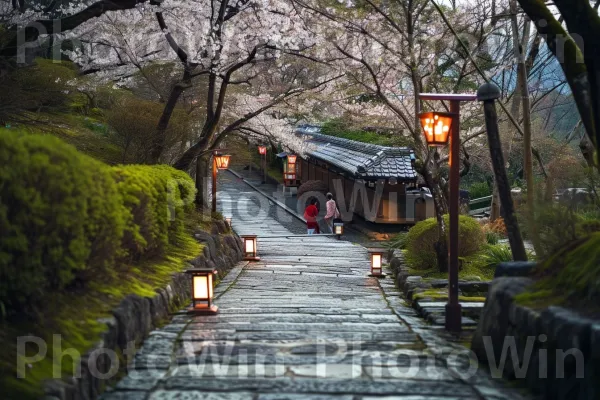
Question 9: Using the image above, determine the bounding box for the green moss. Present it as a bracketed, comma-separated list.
[0, 132, 205, 398]
[412, 289, 486, 303]
[404, 215, 486, 270]
[516, 233, 600, 309]
[0, 229, 201, 400]
[321, 119, 411, 147]
[1, 114, 123, 165]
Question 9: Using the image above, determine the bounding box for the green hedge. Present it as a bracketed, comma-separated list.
[0, 132, 196, 315]
[404, 215, 486, 270]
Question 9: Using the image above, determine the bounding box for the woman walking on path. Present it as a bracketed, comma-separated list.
[324, 192, 340, 233]
[304, 198, 320, 235]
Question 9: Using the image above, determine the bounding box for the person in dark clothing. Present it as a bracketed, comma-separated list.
[304, 198, 320, 234]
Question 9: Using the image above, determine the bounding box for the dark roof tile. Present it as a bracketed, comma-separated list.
[296, 125, 418, 181]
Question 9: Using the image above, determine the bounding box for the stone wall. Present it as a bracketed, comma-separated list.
[42, 224, 243, 400]
[471, 276, 600, 399]
[389, 253, 489, 326]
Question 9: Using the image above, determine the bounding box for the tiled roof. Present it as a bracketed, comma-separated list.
[296, 125, 418, 181]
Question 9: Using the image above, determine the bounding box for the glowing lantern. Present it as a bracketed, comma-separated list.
[334, 221, 344, 238]
[186, 268, 218, 314]
[418, 112, 455, 146]
[258, 146, 267, 155]
[284, 154, 299, 187]
[241, 235, 260, 261]
[368, 249, 385, 277]
[214, 154, 231, 170]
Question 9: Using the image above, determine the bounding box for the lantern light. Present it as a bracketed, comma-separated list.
[214, 154, 231, 170]
[258, 145, 267, 155]
[241, 235, 260, 261]
[287, 154, 297, 164]
[368, 249, 385, 278]
[418, 111, 456, 146]
[333, 221, 344, 239]
[186, 268, 219, 314]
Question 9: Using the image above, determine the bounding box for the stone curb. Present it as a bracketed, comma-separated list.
[41, 229, 244, 400]
[389, 254, 489, 327]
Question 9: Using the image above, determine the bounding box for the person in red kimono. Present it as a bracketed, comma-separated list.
[304, 198, 320, 235]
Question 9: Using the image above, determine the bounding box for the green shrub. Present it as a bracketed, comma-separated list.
[467, 181, 492, 199]
[404, 215, 485, 270]
[519, 201, 600, 259]
[0, 132, 126, 312]
[0, 132, 196, 315]
[480, 244, 513, 267]
[523, 232, 600, 307]
[485, 231, 500, 245]
[112, 164, 196, 259]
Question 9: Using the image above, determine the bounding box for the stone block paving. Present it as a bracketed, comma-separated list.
[101, 173, 532, 400]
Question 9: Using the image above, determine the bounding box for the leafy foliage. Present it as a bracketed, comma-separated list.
[467, 181, 492, 199]
[106, 95, 192, 164]
[480, 244, 513, 267]
[518, 233, 600, 308]
[0, 132, 196, 316]
[404, 215, 486, 270]
[0, 59, 80, 123]
[321, 119, 411, 147]
[519, 200, 600, 259]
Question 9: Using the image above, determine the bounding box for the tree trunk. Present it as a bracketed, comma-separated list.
[149, 69, 192, 164]
[490, 183, 501, 221]
[195, 154, 210, 207]
[511, 2, 541, 253]
[482, 97, 528, 261]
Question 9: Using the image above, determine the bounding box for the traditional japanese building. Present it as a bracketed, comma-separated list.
[292, 125, 435, 225]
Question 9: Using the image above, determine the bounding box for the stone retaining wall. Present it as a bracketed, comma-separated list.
[389, 253, 489, 326]
[471, 276, 600, 399]
[42, 224, 243, 400]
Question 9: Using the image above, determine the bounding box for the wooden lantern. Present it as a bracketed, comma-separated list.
[241, 235, 260, 261]
[186, 268, 218, 314]
[419, 112, 455, 146]
[214, 154, 231, 170]
[368, 249, 385, 277]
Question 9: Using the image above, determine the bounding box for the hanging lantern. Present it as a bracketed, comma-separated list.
[225, 217, 232, 228]
[258, 145, 267, 155]
[241, 235, 260, 261]
[186, 268, 218, 314]
[418, 112, 455, 146]
[368, 249, 385, 277]
[214, 154, 231, 170]
[283, 154, 298, 187]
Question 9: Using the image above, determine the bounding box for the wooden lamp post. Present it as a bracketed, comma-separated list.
[418, 93, 476, 333]
[212, 151, 231, 213]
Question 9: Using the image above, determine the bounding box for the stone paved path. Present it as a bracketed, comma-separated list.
[101, 173, 532, 400]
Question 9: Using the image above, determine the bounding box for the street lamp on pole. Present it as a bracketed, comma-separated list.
[418, 92, 476, 333]
[212, 151, 231, 213]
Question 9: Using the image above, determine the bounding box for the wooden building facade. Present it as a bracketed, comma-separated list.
[296, 126, 435, 225]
